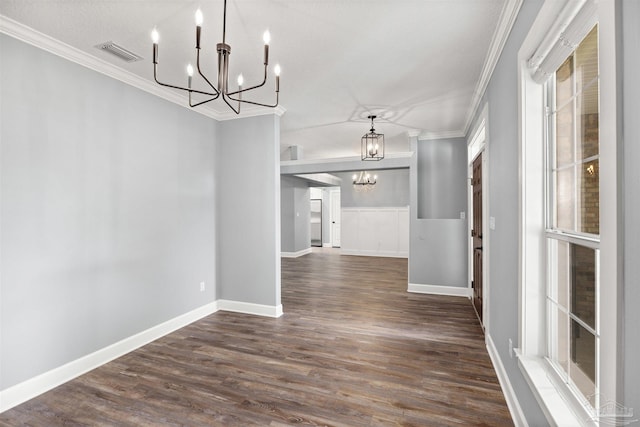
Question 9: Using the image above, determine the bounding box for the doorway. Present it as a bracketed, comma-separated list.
[472, 153, 483, 323]
[468, 108, 488, 329]
[330, 189, 341, 248]
[310, 198, 322, 247]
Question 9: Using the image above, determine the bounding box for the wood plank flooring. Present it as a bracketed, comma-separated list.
[0, 253, 513, 426]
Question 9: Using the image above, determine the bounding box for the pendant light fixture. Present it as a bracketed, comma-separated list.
[361, 115, 384, 161]
[151, 0, 280, 114]
[352, 171, 377, 186]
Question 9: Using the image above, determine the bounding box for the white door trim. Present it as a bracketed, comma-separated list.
[329, 189, 341, 248]
[467, 103, 490, 332]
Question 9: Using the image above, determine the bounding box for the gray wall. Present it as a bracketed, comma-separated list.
[217, 115, 281, 307]
[334, 169, 409, 208]
[622, 0, 640, 415]
[0, 34, 218, 389]
[409, 138, 467, 287]
[464, 0, 640, 422]
[477, 0, 548, 424]
[417, 138, 467, 219]
[280, 176, 310, 253]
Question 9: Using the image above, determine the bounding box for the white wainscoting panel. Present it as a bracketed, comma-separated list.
[340, 207, 409, 258]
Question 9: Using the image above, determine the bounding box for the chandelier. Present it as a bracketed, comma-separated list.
[151, 0, 280, 114]
[361, 115, 384, 161]
[352, 171, 377, 186]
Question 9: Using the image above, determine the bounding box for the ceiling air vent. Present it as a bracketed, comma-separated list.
[95, 41, 143, 63]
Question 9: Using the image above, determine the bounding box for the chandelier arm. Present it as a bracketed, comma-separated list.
[227, 65, 268, 96]
[189, 90, 219, 108]
[151, 0, 280, 114]
[226, 91, 279, 108]
[196, 49, 221, 95]
[223, 85, 280, 108]
[221, 93, 241, 114]
[189, 98, 218, 108]
[154, 65, 218, 97]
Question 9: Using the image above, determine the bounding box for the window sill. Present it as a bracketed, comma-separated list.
[517, 352, 595, 426]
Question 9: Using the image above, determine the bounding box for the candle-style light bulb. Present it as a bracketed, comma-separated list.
[187, 63, 194, 88]
[194, 9, 203, 50]
[352, 174, 357, 181]
[274, 64, 281, 92]
[237, 73, 243, 103]
[262, 30, 271, 65]
[151, 28, 159, 64]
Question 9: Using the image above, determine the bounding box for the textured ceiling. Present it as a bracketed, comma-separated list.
[0, 0, 509, 160]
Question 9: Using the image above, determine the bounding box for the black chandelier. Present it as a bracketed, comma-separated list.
[151, 0, 280, 114]
[361, 115, 384, 161]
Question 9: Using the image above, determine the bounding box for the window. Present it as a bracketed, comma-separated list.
[546, 25, 600, 408]
[518, 1, 620, 424]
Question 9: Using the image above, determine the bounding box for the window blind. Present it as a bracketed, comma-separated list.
[527, 0, 598, 83]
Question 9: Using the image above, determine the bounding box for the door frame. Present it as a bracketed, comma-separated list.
[468, 105, 490, 331]
[329, 188, 341, 248]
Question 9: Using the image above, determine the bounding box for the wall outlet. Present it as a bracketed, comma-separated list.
[509, 338, 514, 358]
[460, 211, 466, 220]
[489, 216, 496, 230]
[200, 281, 205, 292]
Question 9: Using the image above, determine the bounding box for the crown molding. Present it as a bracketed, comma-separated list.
[417, 129, 466, 141]
[462, 0, 524, 135]
[0, 15, 286, 123]
[0, 15, 220, 120]
[215, 104, 287, 121]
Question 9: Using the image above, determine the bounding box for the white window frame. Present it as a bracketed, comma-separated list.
[517, 0, 620, 425]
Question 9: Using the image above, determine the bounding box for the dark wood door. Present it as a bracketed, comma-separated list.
[472, 154, 483, 324]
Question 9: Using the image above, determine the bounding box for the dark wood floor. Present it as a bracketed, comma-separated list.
[0, 253, 513, 426]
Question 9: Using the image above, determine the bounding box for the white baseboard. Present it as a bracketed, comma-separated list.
[0, 301, 219, 413]
[407, 283, 471, 297]
[340, 249, 408, 259]
[322, 243, 332, 248]
[0, 297, 286, 413]
[217, 300, 283, 318]
[281, 248, 312, 258]
[486, 334, 528, 427]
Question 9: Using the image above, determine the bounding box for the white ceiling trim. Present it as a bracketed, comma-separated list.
[0, 15, 218, 120]
[462, 0, 524, 135]
[293, 173, 342, 187]
[0, 14, 284, 123]
[281, 151, 414, 167]
[281, 153, 412, 175]
[417, 129, 466, 141]
[215, 105, 287, 121]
